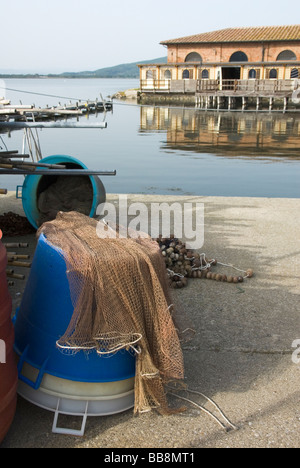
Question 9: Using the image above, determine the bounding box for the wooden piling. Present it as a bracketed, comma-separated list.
[242, 97, 246, 111]
[4, 243, 29, 249]
[256, 97, 260, 111]
[6, 272, 25, 281]
[7, 260, 31, 268]
[269, 97, 273, 112]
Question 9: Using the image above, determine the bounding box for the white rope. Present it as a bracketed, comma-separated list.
[168, 392, 228, 430]
[217, 261, 247, 274]
[188, 253, 250, 278]
[168, 387, 238, 432]
[186, 388, 237, 431]
[167, 269, 185, 278]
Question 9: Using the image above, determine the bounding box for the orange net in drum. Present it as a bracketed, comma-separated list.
[38, 211, 184, 415]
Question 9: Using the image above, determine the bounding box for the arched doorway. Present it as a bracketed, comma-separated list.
[229, 51, 248, 62]
[185, 52, 202, 63]
[276, 50, 297, 61]
[222, 51, 248, 84]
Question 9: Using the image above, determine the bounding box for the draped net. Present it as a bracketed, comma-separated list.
[38, 211, 184, 415]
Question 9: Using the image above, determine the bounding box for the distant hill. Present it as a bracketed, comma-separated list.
[58, 57, 168, 79]
[0, 57, 167, 79]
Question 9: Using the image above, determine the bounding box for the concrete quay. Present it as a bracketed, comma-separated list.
[0, 192, 299, 448]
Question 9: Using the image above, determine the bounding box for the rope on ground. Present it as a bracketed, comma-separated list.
[167, 386, 238, 432]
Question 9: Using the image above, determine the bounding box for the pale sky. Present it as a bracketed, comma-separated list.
[1, 0, 299, 73]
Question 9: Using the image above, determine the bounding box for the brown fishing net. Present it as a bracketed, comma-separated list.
[37, 211, 184, 415]
[37, 176, 93, 226]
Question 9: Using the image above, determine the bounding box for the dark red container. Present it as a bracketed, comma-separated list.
[0, 237, 18, 445]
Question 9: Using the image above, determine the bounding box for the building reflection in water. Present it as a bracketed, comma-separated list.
[140, 107, 300, 160]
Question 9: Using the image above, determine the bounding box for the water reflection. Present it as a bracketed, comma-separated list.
[140, 107, 300, 160]
[1, 103, 300, 197]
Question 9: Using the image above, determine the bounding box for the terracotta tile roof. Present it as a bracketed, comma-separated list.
[160, 25, 300, 44]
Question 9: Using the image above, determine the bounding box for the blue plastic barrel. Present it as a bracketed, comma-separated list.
[13, 233, 136, 387]
[21, 155, 106, 229]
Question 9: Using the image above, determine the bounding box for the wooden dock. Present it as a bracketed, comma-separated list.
[0, 98, 113, 123]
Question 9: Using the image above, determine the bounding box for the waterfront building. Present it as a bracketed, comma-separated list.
[138, 25, 300, 109]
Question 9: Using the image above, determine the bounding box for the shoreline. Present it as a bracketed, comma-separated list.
[1, 190, 300, 209]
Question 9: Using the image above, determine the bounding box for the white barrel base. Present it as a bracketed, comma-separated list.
[17, 363, 135, 436]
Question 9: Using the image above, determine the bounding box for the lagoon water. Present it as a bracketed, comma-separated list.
[1, 78, 300, 197]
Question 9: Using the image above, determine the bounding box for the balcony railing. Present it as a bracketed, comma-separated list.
[140, 79, 295, 95]
[140, 79, 171, 92]
[215, 79, 295, 93]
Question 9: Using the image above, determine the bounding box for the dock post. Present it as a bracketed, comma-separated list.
[256, 97, 260, 111]
[283, 97, 287, 113]
[269, 97, 273, 112]
[242, 97, 246, 111]
[228, 97, 231, 111]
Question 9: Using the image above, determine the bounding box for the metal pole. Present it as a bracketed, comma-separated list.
[0, 122, 107, 129]
[0, 169, 116, 176]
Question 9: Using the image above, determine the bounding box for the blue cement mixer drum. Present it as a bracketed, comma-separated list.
[21, 155, 106, 230]
[13, 234, 136, 436]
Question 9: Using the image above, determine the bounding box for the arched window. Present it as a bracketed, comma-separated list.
[291, 68, 299, 78]
[248, 69, 256, 79]
[269, 69, 277, 79]
[229, 51, 248, 62]
[164, 69, 171, 79]
[185, 52, 202, 63]
[182, 69, 190, 79]
[201, 69, 209, 79]
[276, 50, 297, 61]
[146, 70, 154, 79]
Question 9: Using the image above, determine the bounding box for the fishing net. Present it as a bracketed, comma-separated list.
[37, 211, 184, 415]
[37, 176, 93, 226]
